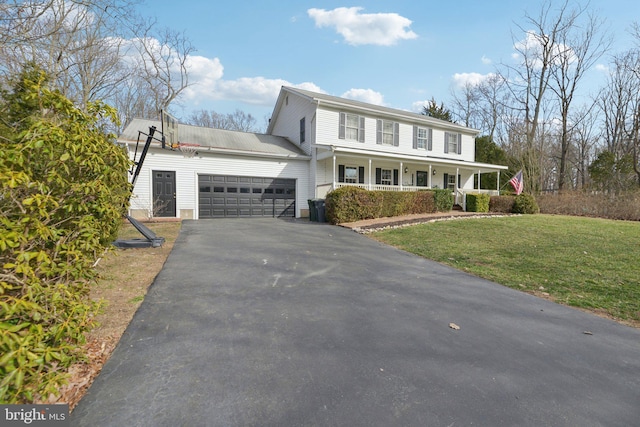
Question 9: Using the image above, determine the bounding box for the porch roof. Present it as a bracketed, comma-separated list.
[315, 145, 508, 173]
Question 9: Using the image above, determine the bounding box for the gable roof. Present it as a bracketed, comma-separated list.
[119, 118, 308, 158]
[268, 86, 478, 134]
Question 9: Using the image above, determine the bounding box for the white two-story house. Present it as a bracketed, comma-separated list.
[120, 86, 507, 220]
[268, 87, 507, 208]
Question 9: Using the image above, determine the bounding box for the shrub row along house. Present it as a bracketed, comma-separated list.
[118, 86, 508, 219]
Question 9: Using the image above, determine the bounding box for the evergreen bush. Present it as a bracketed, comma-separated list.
[466, 193, 490, 212]
[0, 67, 130, 402]
[512, 194, 540, 214]
[433, 189, 454, 212]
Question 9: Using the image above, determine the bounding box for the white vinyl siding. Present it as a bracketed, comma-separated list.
[302, 104, 476, 161]
[129, 148, 309, 219]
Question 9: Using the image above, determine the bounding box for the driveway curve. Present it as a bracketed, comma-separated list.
[72, 219, 640, 426]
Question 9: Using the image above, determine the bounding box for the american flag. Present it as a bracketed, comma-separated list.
[509, 170, 524, 195]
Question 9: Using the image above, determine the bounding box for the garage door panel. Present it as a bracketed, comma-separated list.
[199, 175, 295, 218]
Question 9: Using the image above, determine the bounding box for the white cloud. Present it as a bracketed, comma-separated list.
[595, 63, 610, 74]
[182, 59, 323, 108]
[341, 88, 385, 105]
[411, 100, 428, 113]
[452, 72, 495, 88]
[307, 7, 417, 46]
[481, 55, 492, 65]
[512, 30, 575, 68]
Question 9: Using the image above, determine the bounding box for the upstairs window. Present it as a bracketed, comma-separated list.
[444, 132, 462, 154]
[376, 119, 399, 146]
[413, 126, 433, 150]
[339, 112, 365, 142]
[300, 117, 305, 143]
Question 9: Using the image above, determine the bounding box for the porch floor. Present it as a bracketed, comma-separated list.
[339, 211, 510, 232]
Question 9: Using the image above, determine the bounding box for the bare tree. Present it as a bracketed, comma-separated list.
[570, 105, 599, 189]
[0, 0, 140, 109]
[0, 0, 195, 125]
[134, 21, 195, 113]
[187, 109, 259, 133]
[548, 5, 611, 190]
[502, 0, 575, 193]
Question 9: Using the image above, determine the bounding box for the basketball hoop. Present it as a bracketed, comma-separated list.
[178, 143, 200, 158]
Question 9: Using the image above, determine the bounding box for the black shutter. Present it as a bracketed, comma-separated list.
[339, 113, 345, 139]
[393, 122, 399, 146]
[428, 129, 433, 151]
[412, 126, 418, 149]
[358, 166, 365, 184]
[393, 169, 399, 186]
[457, 133, 462, 154]
[376, 119, 382, 144]
[338, 165, 345, 182]
[444, 132, 449, 153]
[375, 168, 382, 185]
[444, 173, 449, 189]
[359, 117, 365, 143]
[458, 174, 461, 188]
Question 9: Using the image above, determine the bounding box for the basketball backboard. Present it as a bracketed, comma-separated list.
[161, 109, 179, 149]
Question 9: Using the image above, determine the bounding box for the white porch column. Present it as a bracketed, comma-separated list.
[332, 155, 336, 190]
[497, 171, 500, 192]
[478, 169, 481, 190]
[456, 167, 459, 189]
[400, 161, 404, 190]
[368, 158, 372, 190]
[428, 164, 432, 188]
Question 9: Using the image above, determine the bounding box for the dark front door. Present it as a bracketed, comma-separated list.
[153, 170, 176, 217]
[416, 171, 428, 187]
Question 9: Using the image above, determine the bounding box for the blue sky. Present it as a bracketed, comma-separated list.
[141, 0, 639, 126]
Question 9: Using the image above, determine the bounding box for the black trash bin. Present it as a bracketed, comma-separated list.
[308, 199, 318, 221]
[316, 199, 326, 223]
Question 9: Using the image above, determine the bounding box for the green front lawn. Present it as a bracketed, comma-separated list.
[371, 215, 640, 326]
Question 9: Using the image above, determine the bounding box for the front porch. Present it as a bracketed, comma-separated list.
[315, 149, 506, 210]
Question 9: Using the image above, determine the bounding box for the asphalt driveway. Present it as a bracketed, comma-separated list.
[71, 218, 640, 426]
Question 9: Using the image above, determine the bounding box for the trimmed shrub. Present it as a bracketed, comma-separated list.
[0, 69, 130, 403]
[537, 191, 640, 221]
[466, 193, 490, 212]
[325, 187, 383, 224]
[433, 189, 454, 212]
[512, 194, 540, 214]
[325, 187, 437, 224]
[489, 195, 515, 213]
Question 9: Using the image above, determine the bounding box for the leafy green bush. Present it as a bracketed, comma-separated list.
[325, 187, 436, 224]
[489, 195, 515, 213]
[0, 68, 130, 403]
[465, 193, 490, 212]
[512, 194, 540, 214]
[433, 189, 454, 212]
[325, 187, 382, 224]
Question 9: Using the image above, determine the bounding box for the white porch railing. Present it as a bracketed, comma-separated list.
[334, 183, 432, 192]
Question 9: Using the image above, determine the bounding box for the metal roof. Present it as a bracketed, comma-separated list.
[119, 118, 308, 158]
